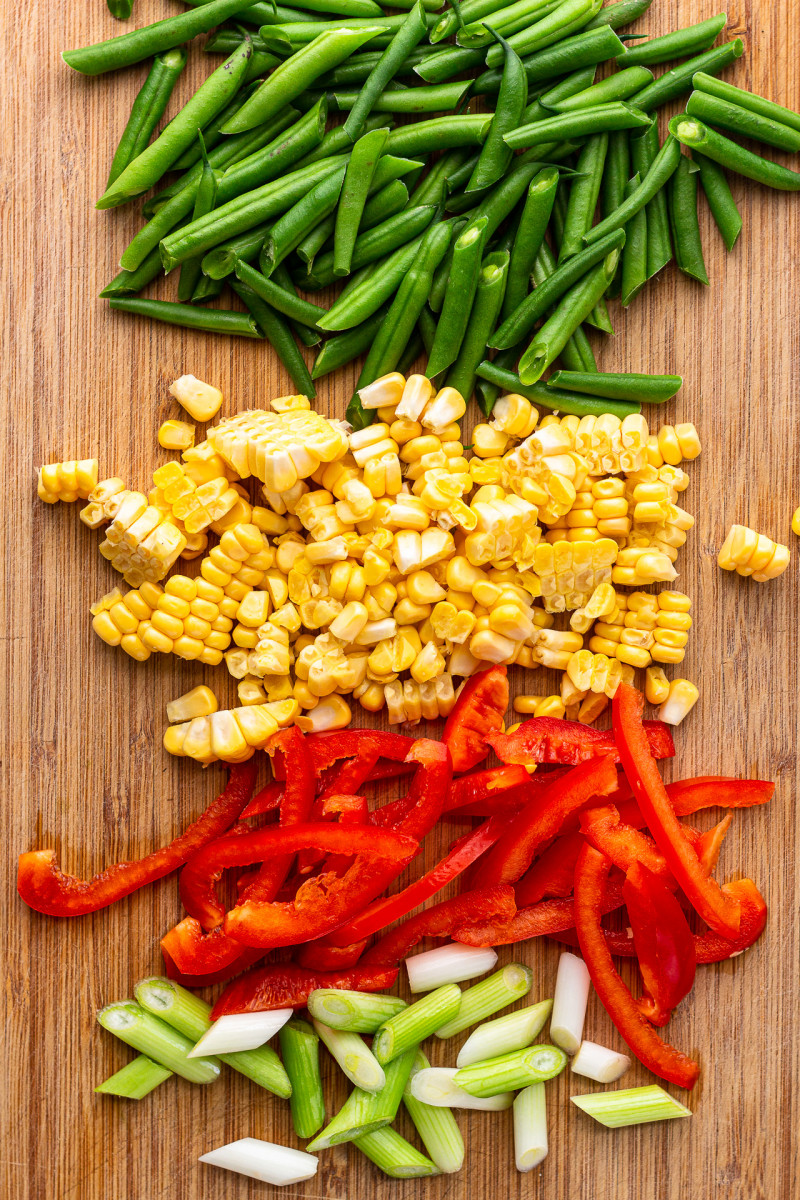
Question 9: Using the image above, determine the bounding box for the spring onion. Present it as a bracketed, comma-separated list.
[454, 1044, 567, 1097]
[405, 944, 498, 993]
[352, 1127, 440, 1178]
[312, 1020, 386, 1091]
[187, 1009, 293, 1057]
[97, 1001, 220, 1084]
[307, 988, 407, 1032]
[434, 964, 533, 1039]
[279, 1020, 326, 1139]
[94, 1055, 173, 1099]
[549, 953, 591, 1054]
[570, 1040, 631, 1083]
[307, 1047, 416, 1150]
[571, 1084, 692, 1127]
[456, 1000, 553, 1067]
[403, 1051, 465, 1174]
[406, 1067, 514, 1110]
[372, 984, 462, 1065]
[513, 1083, 548, 1171]
[199, 1138, 318, 1185]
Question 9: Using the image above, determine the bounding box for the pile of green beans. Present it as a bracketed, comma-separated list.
[70, 0, 800, 413]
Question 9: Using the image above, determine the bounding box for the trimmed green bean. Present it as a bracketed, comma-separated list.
[549, 369, 681, 401]
[108, 297, 262, 337]
[334, 81, 471, 112]
[63, 0, 258, 74]
[559, 132, 608, 260]
[619, 172, 647, 305]
[344, 0, 430, 139]
[484, 0, 603, 68]
[177, 139, 219, 303]
[431, 0, 521, 43]
[233, 258, 326, 327]
[317, 45, 429, 85]
[457, 0, 555, 46]
[107, 49, 186, 188]
[398, 329, 425, 374]
[600, 128, 628, 296]
[107, 0, 134, 16]
[98, 40, 252, 209]
[231, 279, 316, 394]
[263, 163, 348, 274]
[467, 30, 528, 194]
[501, 166, 558, 320]
[466, 157, 549, 245]
[386, 115, 493, 156]
[413, 45, 487, 84]
[313, 306, 389, 376]
[563, 322, 598, 371]
[692, 151, 741, 250]
[629, 39, 744, 112]
[475, 359, 640, 415]
[418, 304, 438, 355]
[298, 177, 409, 265]
[617, 13, 727, 68]
[426, 218, 489, 377]
[429, 216, 471, 309]
[505, 101, 651, 148]
[629, 122, 672, 278]
[528, 66, 597, 121]
[472, 25, 624, 94]
[671, 114, 800, 192]
[548, 64, 652, 111]
[259, 17, 413, 54]
[220, 97, 329, 202]
[447, 251, 509, 399]
[583, 132, 680, 244]
[270, 264, 322, 345]
[100, 245, 166, 297]
[668, 153, 708, 285]
[410, 149, 471, 205]
[334, 127, 389, 277]
[310, 205, 436, 286]
[191, 274, 225, 303]
[203, 221, 272, 278]
[188, 0, 383, 21]
[691, 70, 800, 134]
[319, 231, 428, 328]
[168, 81, 263, 176]
[584, 0, 652, 29]
[685, 90, 800, 154]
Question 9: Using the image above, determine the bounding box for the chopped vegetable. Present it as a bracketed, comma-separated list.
[279, 1019, 326, 1138]
[199, 1138, 318, 1185]
[549, 952, 591, 1055]
[571, 1084, 692, 1127]
[312, 1021, 386, 1092]
[454, 1044, 567, 1096]
[456, 1000, 553, 1067]
[405, 944, 498, 993]
[435, 964, 533, 1038]
[186, 1009, 293, 1058]
[402, 1050, 465, 1173]
[513, 1083, 548, 1171]
[407, 1067, 514, 1110]
[373, 984, 462, 1064]
[94, 1055, 173, 1100]
[570, 1040, 631, 1083]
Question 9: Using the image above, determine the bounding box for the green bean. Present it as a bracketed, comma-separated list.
[629, 122, 671, 277]
[484, 0, 603, 68]
[342, 0, 430, 140]
[98, 40, 252, 209]
[548, 368, 681, 402]
[472, 26, 624, 94]
[559, 132, 607, 260]
[529, 237, 599, 361]
[260, 15, 419, 53]
[474, 346, 514, 413]
[629, 39, 744, 112]
[617, 13, 727, 68]
[298, 177, 409, 264]
[431, 0, 521, 43]
[230, 279, 316, 395]
[333, 127, 389, 277]
[413, 45, 486, 83]
[691, 71, 800, 135]
[296, 115, 392, 167]
[599, 128, 628, 296]
[350, 221, 453, 420]
[583, 132, 680, 244]
[525, 67, 596, 124]
[475, 360, 640, 415]
[466, 157, 550, 243]
[490, 212, 521, 258]
[107, 49, 187, 188]
[584, 0, 652, 30]
[107, 0, 134, 17]
[178, 139, 219, 302]
[225, 27, 384, 133]
[618, 173, 647, 305]
[386, 115, 493, 156]
[221, 97, 329, 199]
[397, 330, 426, 375]
[312, 307, 390, 377]
[418, 305, 438, 356]
[517, 247, 619, 382]
[692, 151, 741, 251]
[426, 217, 489, 377]
[505, 101, 650, 149]
[100, 245, 166, 298]
[338, 81, 473, 113]
[670, 114, 800, 192]
[191, 274, 226, 303]
[466, 30, 528, 193]
[685, 90, 800, 154]
[501, 166, 558, 320]
[187, 0, 382, 22]
[319, 231, 429, 328]
[563, 322, 598, 371]
[667, 154, 708, 285]
[457, 0, 556, 46]
[310, 205, 436, 286]
[410, 149, 471, 206]
[63, 0, 258, 74]
[168, 81, 262, 176]
[263, 163, 348, 274]
[231, 259, 325, 329]
[429, 217, 471, 310]
[318, 45, 429, 85]
[446, 251, 509, 399]
[204, 10, 313, 34]
[268, 264, 322, 345]
[203, 221, 272, 278]
[108, 296, 262, 336]
[548, 65, 652, 112]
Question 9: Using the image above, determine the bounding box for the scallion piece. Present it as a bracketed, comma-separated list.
[434, 964, 533, 1039]
[94, 1054, 173, 1099]
[406, 944, 498, 993]
[187, 1009, 293, 1057]
[402, 1051, 465, 1174]
[97, 1001, 220, 1085]
[549, 952, 590, 1055]
[373, 985, 462, 1065]
[199, 1138, 318, 1185]
[454, 1044, 567, 1097]
[570, 1040, 631, 1083]
[352, 1127, 440, 1178]
[571, 1084, 692, 1127]
[312, 1020, 386, 1091]
[406, 1066, 514, 1111]
[306, 1047, 416, 1150]
[456, 1000, 553, 1067]
[279, 1019, 325, 1139]
[513, 1083, 548, 1171]
[307, 988, 407, 1032]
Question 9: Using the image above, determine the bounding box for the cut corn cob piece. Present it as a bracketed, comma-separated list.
[717, 525, 790, 582]
[38, 459, 98, 503]
[207, 409, 349, 489]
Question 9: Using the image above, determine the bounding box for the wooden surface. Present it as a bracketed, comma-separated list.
[3, 1, 799, 1197]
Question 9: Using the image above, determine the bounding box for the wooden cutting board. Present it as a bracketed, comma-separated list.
[3, 0, 798, 1196]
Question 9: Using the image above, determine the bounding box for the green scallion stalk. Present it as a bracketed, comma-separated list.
[571, 1084, 692, 1127]
[434, 964, 533, 1039]
[307, 988, 407, 1032]
[372, 985, 462, 1065]
[94, 1055, 173, 1099]
[134, 977, 291, 1097]
[312, 1020, 386, 1091]
[97, 1002, 220, 1085]
[352, 1127, 440, 1178]
[513, 1083, 548, 1171]
[456, 1000, 553, 1067]
[402, 1051, 465, 1174]
[454, 1044, 567, 1097]
[307, 1047, 416, 1150]
[278, 1020, 326, 1138]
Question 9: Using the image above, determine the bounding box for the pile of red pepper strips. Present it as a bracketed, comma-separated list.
[18, 670, 771, 1091]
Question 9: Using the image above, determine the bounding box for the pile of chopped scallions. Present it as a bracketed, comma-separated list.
[96, 949, 691, 1184]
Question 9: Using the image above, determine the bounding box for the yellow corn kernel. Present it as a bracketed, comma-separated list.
[296, 695, 352, 732]
[269, 394, 310, 415]
[396, 374, 434, 422]
[470, 628, 517, 664]
[354, 617, 397, 646]
[674, 422, 701, 460]
[644, 665, 670, 705]
[358, 372, 406, 410]
[328, 600, 369, 642]
[578, 694, 608, 725]
[430, 602, 476, 644]
[421, 387, 467, 434]
[236, 676, 266, 706]
[469, 457, 504, 485]
[615, 643, 652, 668]
[717, 524, 790, 581]
[169, 375, 223, 423]
[232, 704, 280, 749]
[792, 506, 800, 537]
[657, 678, 699, 726]
[166, 685, 218, 723]
[472, 424, 509, 458]
[292, 680, 318, 709]
[386, 495, 430, 531]
[650, 642, 686, 665]
[393, 597, 431, 625]
[354, 681, 385, 713]
[534, 696, 565, 719]
[406, 570, 446, 605]
[163, 722, 189, 757]
[235, 590, 271, 629]
[409, 641, 445, 684]
[489, 603, 534, 642]
[513, 694, 546, 714]
[158, 420, 195, 451]
[490, 394, 538, 437]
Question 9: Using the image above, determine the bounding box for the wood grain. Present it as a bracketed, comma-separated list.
[2, 1, 799, 1197]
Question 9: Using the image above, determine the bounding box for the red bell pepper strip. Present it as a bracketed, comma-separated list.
[371, 739, 451, 839]
[666, 776, 774, 814]
[17, 762, 257, 917]
[623, 861, 697, 1026]
[362, 886, 517, 967]
[162, 943, 266, 988]
[695, 813, 733, 875]
[179, 823, 417, 947]
[161, 917, 264, 976]
[442, 665, 508, 772]
[306, 730, 415, 774]
[514, 831, 585, 905]
[489, 716, 675, 767]
[294, 938, 368, 971]
[321, 794, 369, 820]
[613, 684, 741, 937]
[574, 842, 700, 1089]
[212, 963, 399, 1017]
[242, 780, 283, 819]
[479, 755, 619, 887]
[245, 725, 317, 903]
[579, 804, 671, 883]
[444, 764, 532, 813]
[326, 814, 512, 948]
[454, 879, 625, 947]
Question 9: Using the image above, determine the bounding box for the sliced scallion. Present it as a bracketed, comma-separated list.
[513, 1083, 548, 1172]
[307, 988, 407, 1032]
[312, 1019, 386, 1091]
[372, 984, 462, 1065]
[352, 1127, 440, 1178]
[94, 1054, 173, 1099]
[187, 1009, 293, 1058]
[406, 1066, 514, 1111]
[549, 953, 591, 1055]
[456, 1000, 553, 1067]
[306, 1047, 416, 1151]
[434, 964, 533, 1039]
[403, 1050, 465, 1174]
[570, 1040, 631, 1083]
[279, 1019, 326, 1139]
[97, 1001, 220, 1085]
[571, 1084, 692, 1127]
[199, 1138, 318, 1185]
[454, 1044, 567, 1097]
[405, 944, 498, 993]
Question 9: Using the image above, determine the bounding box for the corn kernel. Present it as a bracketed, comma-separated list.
[657, 678, 699, 726]
[296, 695, 352, 731]
[358, 373, 405, 410]
[166, 685, 218, 723]
[170, 375, 223, 423]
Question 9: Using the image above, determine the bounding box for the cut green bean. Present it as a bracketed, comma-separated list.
[426, 218, 489, 377]
[108, 297, 261, 336]
[318, 45, 429, 85]
[456, 1000, 553, 1067]
[692, 151, 741, 250]
[309, 204, 436, 286]
[272, 263, 323, 346]
[667, 153, 708, 285]
[398, 329, 425, 373]
[428, 215, 471, 310]
[584, 0, 653, 30]
[685, 89, 800, 154]
[475, 345, 516, 414]
[321, 231, 428, 329]
[191, 0, 382, 21]
[618, 12, 727, 69]
[192, 274, 226, 303]
[402, 1051, 464, 1173]
[97, 1001, 220, 1084]
[308, 1048, 416, 1150]
[386, 114, 493, 156]
[549, 64, 652, 112]
[466, 157, 550, 244]
[414, 44, 489, 83]
[432, 0, 521, 43]
[313, 305, 389, 375]
[548, 369, 681, 402]
[203, 221, 272, 278]
[583, 132, 680, 243]
[692, 70, 800, 134]
[457, 0, 556, 47]
[296, 114, 392, 167]
[455, 1044, 567, 1096]
[484, 0, 603, 66]
[410, 149, 471, 205]
[298, 177, 409, 265]
[334, 80, 472, 112]
[418, 303, 438, 355]
[501, 166, 558, 320]
[107, 49, 187, 188]
[670, 114, 800, 191]
[476, 359, 640, 415]
[95, 1055, 173, 1099]
[506, 101, 651, 148]
[353, 1128, 439, 1178]
[230, 280, 316, 395]
[373, 985, 462, 1065]
[434, 964, 533, 1038]
[312, 1020, 386, 1090]
[107, 0, 134, 16]
[278, 1020, 325, 1139]
[344, 0, 430, 139]
[630, 121, 672, 277]
[221, 97, 330, 202]
[334, 127, 389, 276]
[600, 127, 628, 295]
[259, 15, 414, 53]
[528, 66, 597, 120]
[446, 250, 509, 399]
[564, 322, 598, 370]
[619, 172, 647, 305]
[473, 25, 625, 93]
[168, 81, 267, 176]
[629, 39, 744, 112]
[233, 259, 326, 327]
[466, 30, 527, 193]
[100, 244, 167, 297]
[559, 132, 608, 261]
[307, 989, 408, 1032]
[178, 138, 219, 303]
[263, 162, 348, 274]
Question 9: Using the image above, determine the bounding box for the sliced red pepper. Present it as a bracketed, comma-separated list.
[613, 684, 741, 937]
[212, 963, 399, 1017]
[623, 861, 697, 1026]
[579, 804, 671, 883]
[666, 776, 774, 814]
[321, 794, 369, 820]
[306, 731, 414, 775]
[442, 665, 508, 772]
[695, 813, 733, 875]
[371, 739, 451, 840]
[489, 715, 674, 767]
[514, 831, 585, 905]
[362, 886, 517, 967]
[574, 842, 700, 1089]
[242, 780, 283, 820]
[454, 880, 625, 947]
[245, 726, 316, 902]
[162, 943, 265, 988]
[444, 764, 533, 813]
[17, 762, 257, 917]
[161, 917, 264, 976]
[479, 755, 619, 887]
[294, 939, 368, 971]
